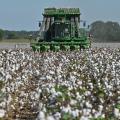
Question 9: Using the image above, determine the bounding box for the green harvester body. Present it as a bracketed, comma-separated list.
[31, 8, 90, 51]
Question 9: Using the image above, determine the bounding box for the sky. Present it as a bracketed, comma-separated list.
[0, 0, 120, 31]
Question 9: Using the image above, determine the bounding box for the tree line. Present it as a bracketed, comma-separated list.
[90, 21, 120, 42]
[0, 30, 38, 40]
[0, 21, 120, 42]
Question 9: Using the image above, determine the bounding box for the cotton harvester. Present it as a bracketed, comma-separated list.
[30, 8, 91, 51]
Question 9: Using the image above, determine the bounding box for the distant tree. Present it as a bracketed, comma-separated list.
[90, 21, 120, 42]
[105, 21, 120, 42]
[0, 29, 4, 40]
[90, 21, 105, 42]
[3, 30, 38, 39]
[7, 32, 18, 39]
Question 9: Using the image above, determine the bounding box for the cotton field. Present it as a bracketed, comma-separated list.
[0, 48, 120, 120]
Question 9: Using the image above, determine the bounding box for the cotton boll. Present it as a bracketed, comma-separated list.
[84, 91, 91, 96]
[77, 80, 82, 85]
[45, 87, 50, 93]
[76, 92, 82, 101]
[97, 82, 101, 87]
[0, 102, 5, 109]
[61, 105, 71, 113]
[83, 108, 91, 116]
[46, 75, 52, 80]
[6, 86, 10, 92]
[0, 109, 5, 118]
[34, 93, 40, 99]
[22, 61, 27, 66]
[70, 99, 77, 106]
[46, 116, 55, 120]
[42, 106, 47, 113]
[50, 88, 56, 94]
[56, 91, 62, 96]
[107, 85, 113, 90]
[2, 50, 6, 54]
[94, 111, 102, 118]
[99, 98, 104, 104]
[38, 103, 43, 110]
[15, 64, 20, 70]
[92, 109, 96, 114]
[1, 87, 6, 93]
[73, 71, 77, 75]
[11, 105, 15, 110]
[80, 116, 89, 120]
[40, 76, 46, 80]
[80, 100, 85, 108]
[49, 70, 55, 75]
[68, 86, 73, 91]
[109, 92, 113, 97]
[101, 114, 105, 118]
[88, 83, 93, 89]
[56, 68, 62, 74]
[114, 108, 120, 118]
[36, 70, 40, 75]
[98, 105, 103, 112]
[6, 74, 12, 80]
[71, 109, 79, 118]
[36, 111, 45, 120]
[85, 101, 92, 108]
[53, 112, 61, 120]
[57, 74, 62, 79]
[70, 75, 76, 81]
[20, 91, 25, 96]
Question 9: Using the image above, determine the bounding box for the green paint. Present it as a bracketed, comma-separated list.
[31, 8, 90, 52]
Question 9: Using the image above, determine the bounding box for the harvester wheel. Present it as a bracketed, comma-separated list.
[31, 46, 36, 52]
[80, 45, 85, 50]
[50, 45, 55, 51]
[70, 45, 75, 51]
[60, 45, 66, 51]
[40, 46, 46, 52]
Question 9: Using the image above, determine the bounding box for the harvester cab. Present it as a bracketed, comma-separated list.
[31, 8, 91, 52]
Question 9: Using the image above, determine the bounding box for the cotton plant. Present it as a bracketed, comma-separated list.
[0, 48, 119, 119]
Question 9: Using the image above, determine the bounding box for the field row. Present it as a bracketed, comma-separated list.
[0, 48, 120, 119]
